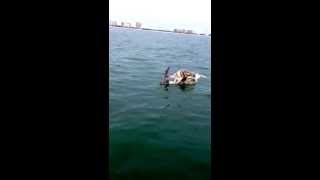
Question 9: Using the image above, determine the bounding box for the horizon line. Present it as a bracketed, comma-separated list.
[109, 19, 210, 34]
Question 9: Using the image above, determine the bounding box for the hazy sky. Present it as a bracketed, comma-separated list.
[109, 0, 211, 34]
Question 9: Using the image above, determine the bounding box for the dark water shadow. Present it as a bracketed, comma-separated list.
[177, 84, 195, 92]
[160, 84, 195, 92]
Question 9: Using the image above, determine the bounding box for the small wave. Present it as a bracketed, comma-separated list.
[124, 57, 148, 61]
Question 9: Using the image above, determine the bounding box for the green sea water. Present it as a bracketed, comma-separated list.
[110, 27, 211, 180]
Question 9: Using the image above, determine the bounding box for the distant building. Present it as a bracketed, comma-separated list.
[122, 22, 131, 27]
[136, 22, 142, 28]
[174, 29, 186, 33]
[186, 30, 193, 34]
[109, 21, 117, 26]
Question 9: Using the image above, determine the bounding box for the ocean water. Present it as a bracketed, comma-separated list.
[109, 27, 211, 180]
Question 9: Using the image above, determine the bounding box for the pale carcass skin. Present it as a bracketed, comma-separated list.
[168, 70, 202, 85]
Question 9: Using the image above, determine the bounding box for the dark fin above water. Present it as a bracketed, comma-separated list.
[160, 67, 170, 85]
[164, 66, 170, 78]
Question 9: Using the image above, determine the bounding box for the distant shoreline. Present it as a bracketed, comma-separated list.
[109, 25, 210, 36]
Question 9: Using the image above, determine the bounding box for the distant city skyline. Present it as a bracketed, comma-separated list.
[109, 0, 211, 34]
